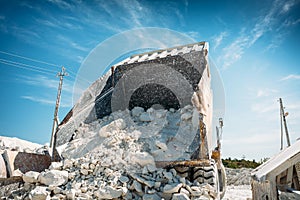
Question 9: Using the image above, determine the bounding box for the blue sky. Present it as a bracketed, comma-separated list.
[0, 0, 299, 160]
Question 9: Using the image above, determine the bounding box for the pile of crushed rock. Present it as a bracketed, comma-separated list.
[7, 157, 217, 200]
[2, 106, 221, 200]
[60, 105, 200, 163]
[225, 168, 252, 186]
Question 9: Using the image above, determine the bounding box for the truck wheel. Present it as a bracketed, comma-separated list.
[192, 160, 220, 199]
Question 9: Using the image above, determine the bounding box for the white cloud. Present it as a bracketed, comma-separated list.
[213, 31, 228, 50]
[252, 101, 278, 114]
[221, 33, 249, 69]
[280, 74, 300, 81]
[256, 88, 278, 97]
[76, 56, 84, 64]
[281, 0, 297, 14]
[185, 31, 200, 39]
[18, 75, 74, 107]
[21, 95, 71, 107]
[220, 0, 297, 69]
[47, 0, 74, 10]
[56, 35, 90, 52]
[17, 74, 73, 93]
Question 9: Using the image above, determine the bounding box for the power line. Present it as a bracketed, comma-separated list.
[0, 50, 93, 85]
[0, 58, 57, 73]
[0, 60, 54, 76]
[0, 50, 60, 68]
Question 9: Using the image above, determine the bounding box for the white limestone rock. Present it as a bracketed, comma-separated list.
[119, 175, 129, 183]
[39, 170, 68, 187]
[155, 141, 168, 151]
[29, 186, 50, 200]
[131, 107, 145, 117]
[23, 171, 40, 183]
[147, 164, 157, 173]
[49, 162, 63, 170]
[98, 118, 126, 138]
[163, 171, 173, 180]
[66, 189, 76, 200]
[179, 188, 190, 196]
[172, 193, 190, 200]
[133, 180, 143, 193]
[94, 186, 122, 199]
[63, 159, 73, 169]
[142, 193, 161, 200]
[131, 152, 155, 166]
[140, 112, 151, 122]
[163, 183, 183, 193]
[12, 169, 23, 177]
[181, 112, 192, 121]
[53, 187, 63, 194]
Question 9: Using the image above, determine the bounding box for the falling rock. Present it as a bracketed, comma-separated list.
[155, 141, 168, 151]
[163, 183, 183, 193]
[131, 107, 144, 117]
[106, 118, 127, 132]
[181, 113, 192, 121]
[172, 193, 190, 200]
[142, 193, 161, 200]
[23, 171, 40, 183]
[39, 170, 68, 186]
[29, 186, 50, 200]
[132, 152, 155, 166]
[49, 162, 63, 170]
[140, 112, 151, 122]
[12, 168, 23, 176]
[63, 159, 73, 169]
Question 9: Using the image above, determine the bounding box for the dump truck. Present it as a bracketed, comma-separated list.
[55, 41, 226, 199]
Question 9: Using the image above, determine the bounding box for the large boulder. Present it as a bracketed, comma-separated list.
[38, 170, 68, 187]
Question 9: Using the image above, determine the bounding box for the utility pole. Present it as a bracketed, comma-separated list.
[50, 66, 68, 157]
[280, 100, 284, 150]
[279, 98, 291, 149]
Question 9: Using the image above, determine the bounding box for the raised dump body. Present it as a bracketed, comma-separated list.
[55, 41, 226, 199]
